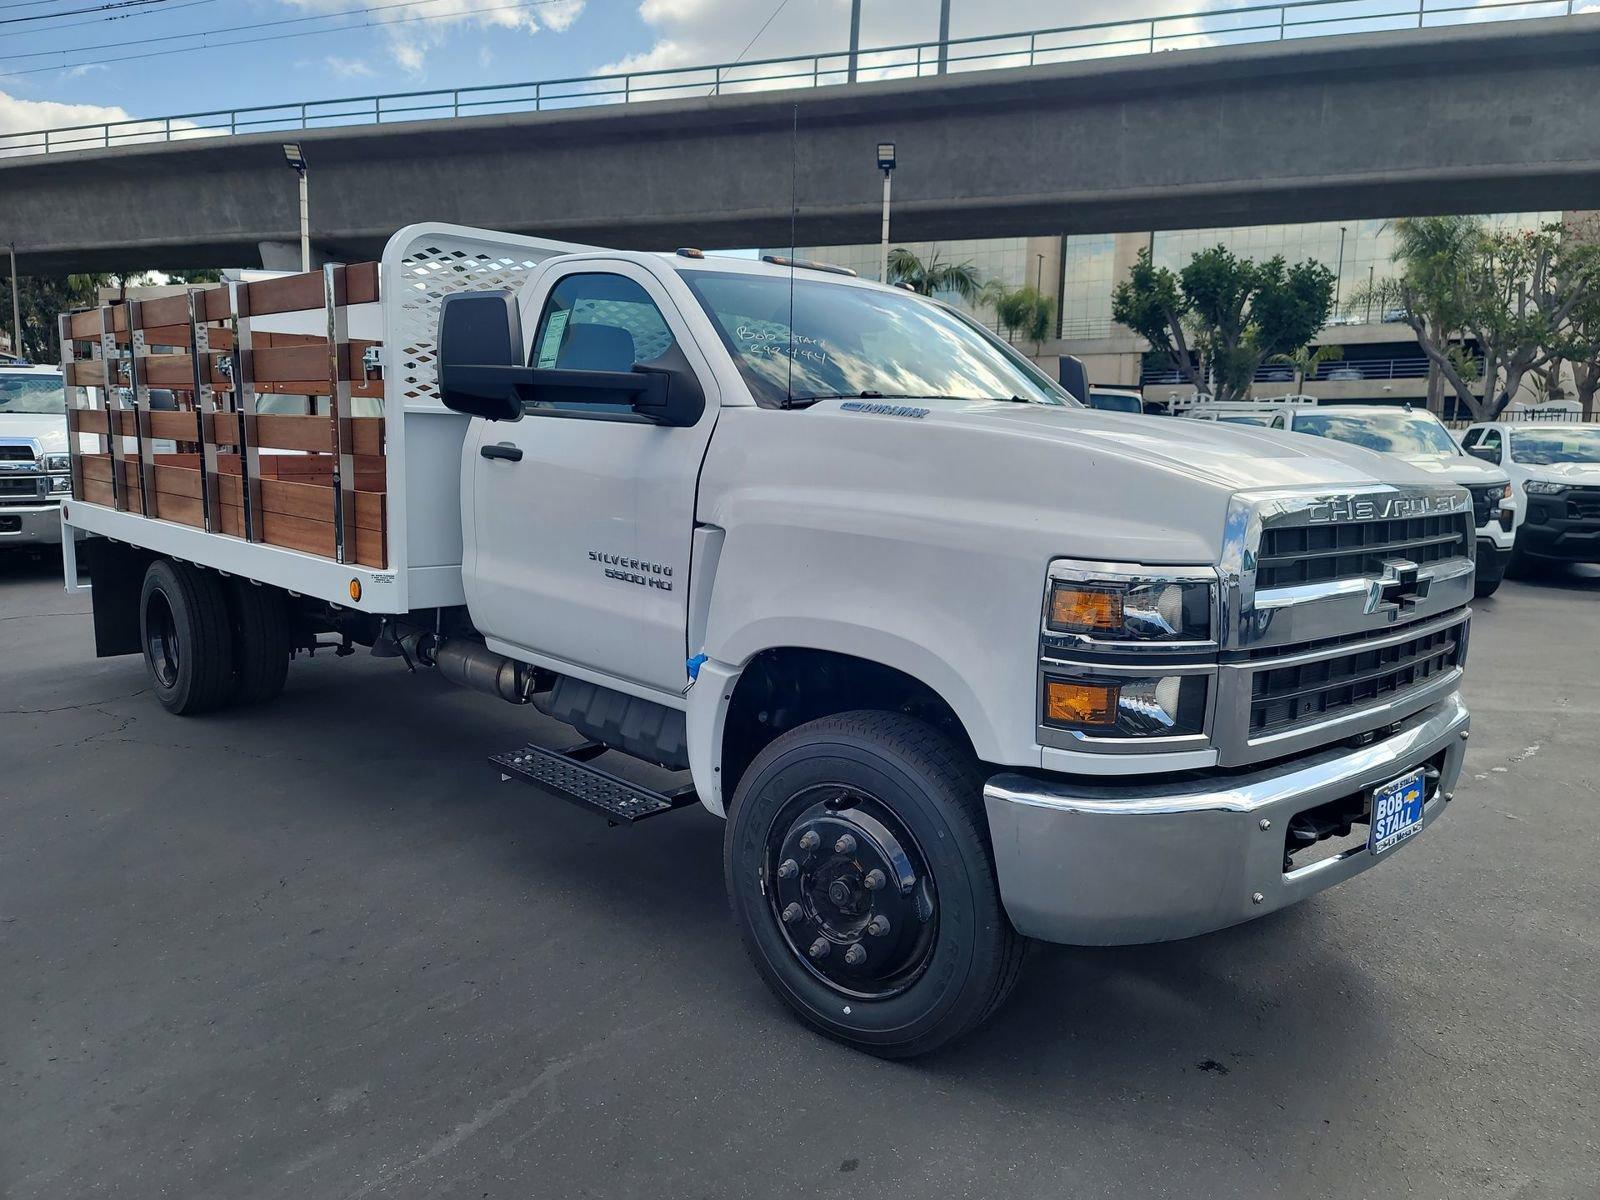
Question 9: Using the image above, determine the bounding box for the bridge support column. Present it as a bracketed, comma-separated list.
[258, 240, 327, 271]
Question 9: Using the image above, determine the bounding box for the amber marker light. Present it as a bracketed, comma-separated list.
[1045, 679, 1117, 728]
[1049, 584, 1123, 635]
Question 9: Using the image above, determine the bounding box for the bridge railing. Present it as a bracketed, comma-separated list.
[0, 0, 1585, 160]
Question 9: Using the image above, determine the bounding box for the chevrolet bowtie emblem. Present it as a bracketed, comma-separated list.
[1366, 558, 1431, 620]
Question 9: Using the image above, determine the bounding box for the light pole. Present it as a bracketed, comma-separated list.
[1334, 224, 1347, 315]
[1365, 264, 1375, 324]
[1035, 253, 1045, 292]
[877, 142, 896, 284]
[7, 242, 20, 362]
[848, 0, 861, 83]
[282, 142, 309, 272]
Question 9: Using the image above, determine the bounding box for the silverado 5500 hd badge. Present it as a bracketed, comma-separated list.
[590, 551, 673, 591]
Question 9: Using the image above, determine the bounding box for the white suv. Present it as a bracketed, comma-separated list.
[1279, 405, 1516, 596]
[1461, 422, 1600, 571]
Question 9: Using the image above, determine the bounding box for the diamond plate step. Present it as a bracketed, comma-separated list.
[491, 742, 698, 825]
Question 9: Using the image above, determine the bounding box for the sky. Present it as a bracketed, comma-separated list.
[3, 0, 1580, 139]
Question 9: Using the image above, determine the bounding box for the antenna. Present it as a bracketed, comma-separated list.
[786, 103, 798, 408]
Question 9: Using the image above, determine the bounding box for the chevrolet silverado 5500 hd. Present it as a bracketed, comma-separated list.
[55, 225, 1473, 1056]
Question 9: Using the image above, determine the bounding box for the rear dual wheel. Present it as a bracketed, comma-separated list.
[139, 559, 291, 714]
[725, 711, 1026, 1058]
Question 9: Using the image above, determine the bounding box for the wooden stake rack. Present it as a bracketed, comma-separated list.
[59, 263, 388, 569]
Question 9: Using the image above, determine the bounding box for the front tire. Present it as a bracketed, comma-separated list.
[139, 559, 235, 715]
[724, 711, 1026, 1058]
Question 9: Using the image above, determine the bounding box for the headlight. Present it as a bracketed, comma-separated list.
[44, 453, 70, 472]
[1525, 480, 1567, 495]
[1043, 672, 1208, 737]
[1046, 568, 1215, 644]
[50, 475, 72, 493]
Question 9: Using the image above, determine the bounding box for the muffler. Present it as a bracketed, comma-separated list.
[426, 637, 542, 704]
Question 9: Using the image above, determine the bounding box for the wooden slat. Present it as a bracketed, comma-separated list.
[80, 453, 113, 483]
[66, 360, 106, 388]
[153, 463, 203, 500]
[215, 473, 384, 531]
[67, 310, 102, 339]
[256, 379, 384, 400]
[151, 493, 206, 528]
[252, 344, 333, 383]
[143, 353, 231, 389]
[147, 410, 199, 442]
[210, 414, 384, 455]
[80, 478, 115, 506]
[215, 502, 385, 568]
[241, 262, 379, 317]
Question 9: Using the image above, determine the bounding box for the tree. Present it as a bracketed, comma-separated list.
[1111, 246, 1335, 404]
[1546, 242, 1600, 419]
[1384, 215, 1482, 413]
[1270, 343, 1343, 391]
[9, 274, 111, 363]
[887, 246, 981, 302]
[989, 284, 1056, 350]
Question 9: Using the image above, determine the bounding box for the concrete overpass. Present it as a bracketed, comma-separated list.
[4, 14, 1600, 274]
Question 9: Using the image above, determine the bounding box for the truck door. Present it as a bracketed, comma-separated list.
[465, 261, 720, 697]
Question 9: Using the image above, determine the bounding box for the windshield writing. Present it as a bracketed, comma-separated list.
[1509, 428, 1600, 465]
[0, 374, 65, 415]
[1293, 410, 1459, 455]
[682, 271, 1071, 408]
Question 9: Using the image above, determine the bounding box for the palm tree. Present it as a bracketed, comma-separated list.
[1270, 343, 1343, 390]
[887, 246, 982, 302]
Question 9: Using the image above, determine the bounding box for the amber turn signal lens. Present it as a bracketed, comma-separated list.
[1045, 680, 1117, 727]
[348, 578, 362, 602]
[1049, 585, 1123, 634]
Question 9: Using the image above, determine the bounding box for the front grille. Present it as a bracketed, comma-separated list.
[1249, 620, 1465, 735]
[1466, 484, 1501, 528]
[0, 445, 34, 461]
[1255, 513, 1472, 589]
[0, 476, 42, 499]
[1567, 487, 1600, 521]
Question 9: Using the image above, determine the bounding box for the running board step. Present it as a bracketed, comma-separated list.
[491, 741, 698, 825]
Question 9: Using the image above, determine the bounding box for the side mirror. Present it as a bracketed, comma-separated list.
[1466, 444, 1500, 464]
[1058, 355, 1090, 406]
[437, 290, 526, 421]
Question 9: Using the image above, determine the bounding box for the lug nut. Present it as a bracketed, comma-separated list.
[1251, 892, 1265, 905]
[867, 915, 891, 937]
[1442, 791, 1454, 802]
[798, 830, 820, 851]
[777, 858, 798, 879]
[1259, 819, 1272, 831]
[809, 937, 830, 959]
[834, 833, 857, 855]
[863, 868, 886, 891]
[844, 943, 867, 966]
[781, 902, 803, 924]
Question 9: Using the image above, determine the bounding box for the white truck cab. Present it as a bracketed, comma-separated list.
[1275, 405, 1516, 596]
[55, 226, 1474, 1056]
[1461, 422, 1600, 570]
[0, 362, 72, 549]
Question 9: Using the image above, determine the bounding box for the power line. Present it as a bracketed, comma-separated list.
[0, 0, 579, 80]
[2, 0, 216, 42]
[0, 0, 178, 26]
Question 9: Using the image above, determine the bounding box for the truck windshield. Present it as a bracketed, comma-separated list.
[1510, 427, 1600, 465]
[682, 271, 1071, 409]
[0, 373, 65, 415]
[1292, 410, 1459, 456]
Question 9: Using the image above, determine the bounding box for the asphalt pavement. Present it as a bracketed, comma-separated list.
[2, 549, 1597, 1199]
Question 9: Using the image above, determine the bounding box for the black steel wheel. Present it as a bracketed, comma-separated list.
[725, 710, 1027, 1058]
[765, 784, 938, 1001]
[139, 559, 235, 715]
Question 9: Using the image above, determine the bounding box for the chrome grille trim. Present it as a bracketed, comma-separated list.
[1214, 484, 1474, 766]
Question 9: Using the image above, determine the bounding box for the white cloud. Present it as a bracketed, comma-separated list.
[324, 55, 378, 79]
[601, 0, 1227, 81]
[280, 0, 587, 74]
[0, 89, 132, 136]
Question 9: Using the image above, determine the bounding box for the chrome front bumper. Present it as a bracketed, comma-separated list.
[984, 693, 1469, 946]
[0, 504, 65, 546]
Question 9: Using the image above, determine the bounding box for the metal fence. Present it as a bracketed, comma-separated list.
[0, 0, 1587, 159]
[1139, 354, 1485, 386]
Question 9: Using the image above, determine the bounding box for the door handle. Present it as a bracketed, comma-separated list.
[480, 443, 523, 462]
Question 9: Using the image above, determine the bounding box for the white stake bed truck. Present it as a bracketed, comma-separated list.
[56, 224, 1474, 1056]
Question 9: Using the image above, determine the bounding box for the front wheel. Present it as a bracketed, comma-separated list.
[724, 711, 1026, 1058]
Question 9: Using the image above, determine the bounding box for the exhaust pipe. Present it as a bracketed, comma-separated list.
[426, 638, 541, 704]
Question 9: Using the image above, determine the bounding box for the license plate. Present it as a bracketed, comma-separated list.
[1369, 768, 1426, 855]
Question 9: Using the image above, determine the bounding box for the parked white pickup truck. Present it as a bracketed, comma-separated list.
[1269, 405, 1516, 597]
[56, 225, 1474, 1056]
[0, 362, 72, 548]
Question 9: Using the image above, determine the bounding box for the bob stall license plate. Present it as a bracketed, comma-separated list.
[1369, 768, 1427, 855]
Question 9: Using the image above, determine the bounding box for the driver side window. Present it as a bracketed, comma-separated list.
[529, 273, 676, 414]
